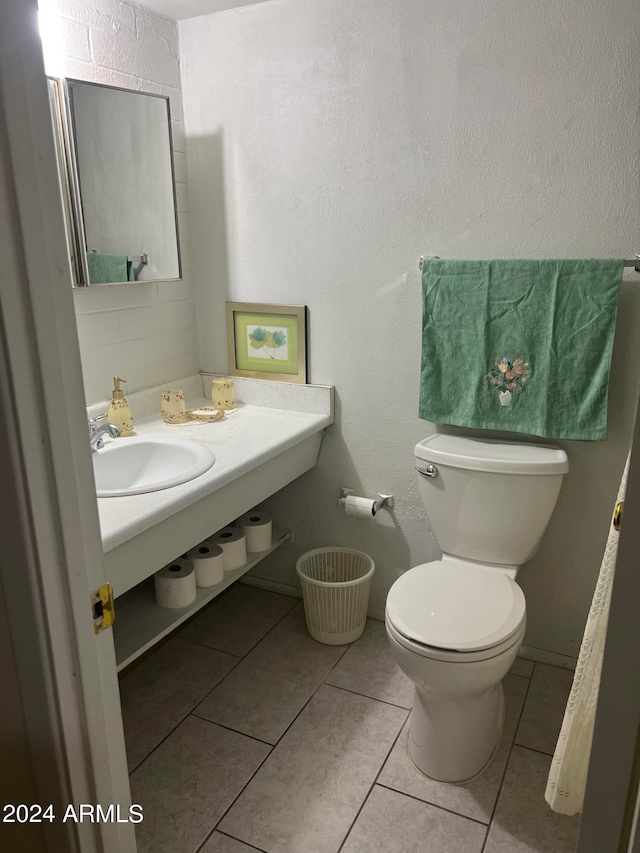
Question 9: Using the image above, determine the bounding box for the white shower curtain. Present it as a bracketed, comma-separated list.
[545, 454, 630, 815]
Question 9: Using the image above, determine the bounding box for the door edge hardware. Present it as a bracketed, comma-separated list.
[91, 583, 115, 634]
[613, 501, 624, 532]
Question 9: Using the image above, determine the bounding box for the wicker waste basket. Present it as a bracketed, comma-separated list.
[296, 547, 375, 645]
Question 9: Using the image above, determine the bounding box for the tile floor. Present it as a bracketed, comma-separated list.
[120, 583, 582, 853]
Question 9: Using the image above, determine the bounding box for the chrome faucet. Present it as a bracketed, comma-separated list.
[88, 413, 121, 452]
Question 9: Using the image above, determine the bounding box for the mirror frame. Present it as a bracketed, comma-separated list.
[48, 77, 182, 287]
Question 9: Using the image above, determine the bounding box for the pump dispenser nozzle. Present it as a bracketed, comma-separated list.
[112, 376, 125, 400]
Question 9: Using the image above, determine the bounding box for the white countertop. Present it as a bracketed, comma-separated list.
[96, 399, 330, 552]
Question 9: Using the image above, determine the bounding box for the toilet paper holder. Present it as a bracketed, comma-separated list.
[338, 487, 394, 513]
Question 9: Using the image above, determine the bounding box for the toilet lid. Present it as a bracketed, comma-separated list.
[386, 560, 526, 652]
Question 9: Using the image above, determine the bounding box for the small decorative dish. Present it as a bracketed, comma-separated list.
[163, 408, 225, 426]
[187, 407, 225, 423]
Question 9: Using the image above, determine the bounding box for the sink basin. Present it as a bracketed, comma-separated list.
[93, 436, 215, 497]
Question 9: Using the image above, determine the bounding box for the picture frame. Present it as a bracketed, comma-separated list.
[226, 302, 307, 384]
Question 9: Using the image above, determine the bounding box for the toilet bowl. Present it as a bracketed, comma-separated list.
[386, 435, 568, 783]
[386, 556, 526, 782]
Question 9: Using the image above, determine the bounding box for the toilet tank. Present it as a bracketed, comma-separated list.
[415, 435, 569, 566]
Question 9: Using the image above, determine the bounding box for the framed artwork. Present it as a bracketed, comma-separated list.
[226, 302, 307, 384]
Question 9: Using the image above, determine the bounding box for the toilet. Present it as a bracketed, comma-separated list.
[385, 434, 569, 783]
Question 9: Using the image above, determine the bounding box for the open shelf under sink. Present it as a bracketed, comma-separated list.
[114, 527, 290, 671]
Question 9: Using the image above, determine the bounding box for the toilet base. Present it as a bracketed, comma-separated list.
[407, 681, 505, 784]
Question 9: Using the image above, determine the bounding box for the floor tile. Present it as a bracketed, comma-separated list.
[200, 832, 265, 852]
[119, 637, 239, 771]
[131, 716, 270, 853]
[378, 674, 528, 823]
[288, 599, 306, 618]
[515, 663, 573, 754]
[341, 785, 486, 853]
[509, 657, 535, 678]
[195, 616, 347, 743]
[325, 619, 414, 709]
[219, 684, 407, 853]
[179, 583, 297, 657]
[483, 746, 581, 853]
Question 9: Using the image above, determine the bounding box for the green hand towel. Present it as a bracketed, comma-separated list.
[86, 252, 131, 284]
[419, 258, 623, 441]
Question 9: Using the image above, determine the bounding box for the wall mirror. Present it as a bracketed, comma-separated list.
[47, 78, 181, 287]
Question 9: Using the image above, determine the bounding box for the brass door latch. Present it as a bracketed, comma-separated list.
[613, 501, 624, 532]
[91, 583, 115, 634]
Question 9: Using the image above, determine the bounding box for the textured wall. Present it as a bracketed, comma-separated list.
[180, 0, 640, 657]
[41, 0, 198, 403]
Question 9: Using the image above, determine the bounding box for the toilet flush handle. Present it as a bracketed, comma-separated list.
[416, 464, 439, 478]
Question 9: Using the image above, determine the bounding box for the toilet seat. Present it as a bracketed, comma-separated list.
[386, 558, 526, 660]
[386, 612, 526, 663]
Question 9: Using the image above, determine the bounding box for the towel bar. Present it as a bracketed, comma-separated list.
[418, 254, 640, 272]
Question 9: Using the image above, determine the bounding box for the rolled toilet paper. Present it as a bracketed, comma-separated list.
[154, 558, 196, 609]
[344, 495, 377, 518]
[211, 527, 247, 571]
[187, 542, 224, 588]
[239, 511, 273, 553]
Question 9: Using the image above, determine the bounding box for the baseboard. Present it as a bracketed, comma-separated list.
[239, 578, 577, 669]
[518, 644, 577, 671]
[241, 576, 386, 622]
[239, 576, 303, 599]
[367, 604, 385, 622]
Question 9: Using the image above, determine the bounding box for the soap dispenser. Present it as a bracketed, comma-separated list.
[107, 377, 134, 436]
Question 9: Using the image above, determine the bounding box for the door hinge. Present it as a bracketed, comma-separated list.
[91, 583, 115, 634]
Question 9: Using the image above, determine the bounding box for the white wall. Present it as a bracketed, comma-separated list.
[180, 0, 640, 658]
[41, 0, 198, 403]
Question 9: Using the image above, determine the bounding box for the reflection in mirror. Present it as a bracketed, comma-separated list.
[48, 78, 181, 286]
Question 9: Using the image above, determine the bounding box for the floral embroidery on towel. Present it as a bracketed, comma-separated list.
[487, 357, 530, 406]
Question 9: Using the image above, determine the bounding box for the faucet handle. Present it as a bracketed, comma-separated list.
[88, 412, 107, 435]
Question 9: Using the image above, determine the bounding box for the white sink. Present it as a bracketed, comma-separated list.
[93, 436, 215, 497]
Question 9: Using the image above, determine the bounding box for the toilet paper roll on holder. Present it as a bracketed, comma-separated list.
[338, 487, 394, 514]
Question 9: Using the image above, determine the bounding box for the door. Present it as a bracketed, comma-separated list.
[577, 391, 640, 852]
[0, 1, 134, 850]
